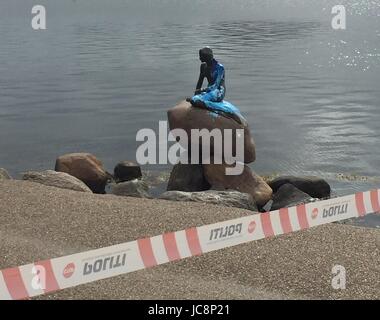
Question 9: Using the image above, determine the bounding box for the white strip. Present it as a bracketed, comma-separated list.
[198, 217, 248, 252]
[363, 191, 373, 215]
[52, 241, 145, 291]
[288, 206, 301, 232]
[51, 255, 83, 291]
[374, 190, 380, 213]
[338, 195, 357, 220]
[0, 273, 12, 300]
[248, 214, 265, 241]
[150, 235, 169, 265]
[19, 264, 45, 298]
[199, 214, 266, 253]
[269, 210, 283, 236]
[120, 241, 145, 272]
[174, 231, 192, 259]
[305, 202, 320, 228]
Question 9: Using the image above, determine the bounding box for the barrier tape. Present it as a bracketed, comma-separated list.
[0, 189, 379, 300]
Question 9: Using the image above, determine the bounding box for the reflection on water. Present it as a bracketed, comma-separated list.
[0, 2, 379, 227]
[209, 20, 322, 45]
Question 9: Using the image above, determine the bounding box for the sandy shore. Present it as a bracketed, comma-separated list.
[0, 180, 379, 300]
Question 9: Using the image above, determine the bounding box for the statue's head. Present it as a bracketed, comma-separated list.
[199, 47, 214, 63]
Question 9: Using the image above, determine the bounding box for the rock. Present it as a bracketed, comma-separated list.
[22, 170, 92, 193]
[268, 176, 331, 199]
[271, 183, 314, 211]
[203, 163, 272, 207]
[110, 180, 150, 198]
[114, 161, 142, 183]
[167, 100, 256, 164]
[159, 190, 258, 211]
[0, 168, 12, 180]
[167, 164, 211, 192]
[55, 153, 109, 194]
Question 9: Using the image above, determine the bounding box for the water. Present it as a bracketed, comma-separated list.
[0, 1, 379, 227]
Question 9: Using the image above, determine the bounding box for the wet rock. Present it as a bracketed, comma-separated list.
[271, 183, 314, 211]
[167, 100, 256, 164]
[110, 180, 150, 198]
[114, 161, 142, 183]
[22, 170, 92, 193]
[55, 153, 109, 194]
[167, 164, 211, 192]
[268, 176, 331, 199]
[203, 163, 272, 207]
[159, 190, 258, 211]
[0, 168, 12, 180]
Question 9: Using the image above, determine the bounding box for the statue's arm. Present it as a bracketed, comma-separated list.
[195, 63, 206, 94]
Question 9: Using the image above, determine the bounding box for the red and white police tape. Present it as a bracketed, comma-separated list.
[1, 189, 379, 300]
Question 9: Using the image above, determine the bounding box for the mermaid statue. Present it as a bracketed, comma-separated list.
[187, 47, 245, 124]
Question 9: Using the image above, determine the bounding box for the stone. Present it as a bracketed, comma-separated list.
[271, 183, 314, 211]
[55, 153, 109, 194]
[167, 164, 210, 192]
[22, 170, 92, 193]
[167, 100, 256, 164]
[268, 176, 331, 199]
[159, 190, 258, 211]
[0, 168, 12, 180]
[114, 161, 142, 183]
[203, 163, 272, 207]
[110, 180, 150, 198]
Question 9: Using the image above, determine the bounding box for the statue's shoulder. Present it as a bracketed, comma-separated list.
[200, 62, 207, 72]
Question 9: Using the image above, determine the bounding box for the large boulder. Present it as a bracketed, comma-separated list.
[167, 164, 210, 192]
[159, 190, 258, 211]
[268, 176, 331, 199]
[110, 180, 150, 198]
[203, 163, 272, 207]
[167, 100, 256, 164]
[55, 153, 109, 194]
[271, 183, 314, 211]
[114, 161, 142, 183]
[22, 170, 92, 193]
[0, 168, 12, 180]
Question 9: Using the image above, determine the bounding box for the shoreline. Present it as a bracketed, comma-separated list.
[0, 180, 379, 299]
[2, 164, 379, 229]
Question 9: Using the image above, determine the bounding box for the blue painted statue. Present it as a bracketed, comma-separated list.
[187, 47, 244, 124]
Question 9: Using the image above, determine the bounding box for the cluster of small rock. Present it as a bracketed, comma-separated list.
[0, 153, 148, 197]
[0, 151, 330, 212]
[163, 163, 330, 211]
